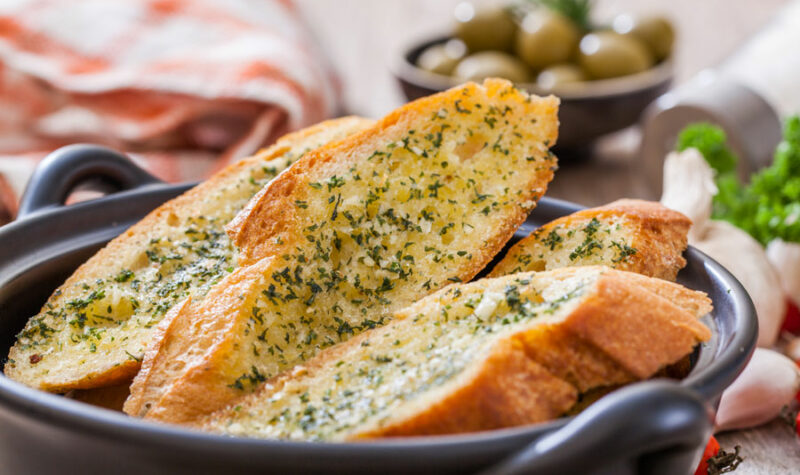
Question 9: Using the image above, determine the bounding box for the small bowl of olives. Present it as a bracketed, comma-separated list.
[393, 0, 675, 151]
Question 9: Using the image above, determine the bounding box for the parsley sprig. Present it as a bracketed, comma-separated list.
[677, 117, 800, 245]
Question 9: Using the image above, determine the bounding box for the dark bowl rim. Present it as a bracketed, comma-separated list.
[391, 35, 675, 100]
[0, 185, 756, 455]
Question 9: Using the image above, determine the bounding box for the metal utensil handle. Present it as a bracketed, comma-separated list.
[480, 380, 712, 475]
[17, 144, 163, 219]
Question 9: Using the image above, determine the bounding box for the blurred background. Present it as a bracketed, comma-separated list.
[0, 0, 792, 223]
[297, 0, 785, 118]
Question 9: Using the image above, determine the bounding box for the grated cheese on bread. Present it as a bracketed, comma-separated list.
[5, 117, 373, 392]
[489, 199, 691, 280]
[200, 266, 711, 441]
[123, 79, 560, 423]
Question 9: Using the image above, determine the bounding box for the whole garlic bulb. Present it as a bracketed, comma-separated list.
[661, 149, 786, 347]
[714, 348, 800, 432]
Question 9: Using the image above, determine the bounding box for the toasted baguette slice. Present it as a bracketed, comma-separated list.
[124, 79, 560, 422]
[200, 266, 711, 441]
[5, 117, 373, 392]
[489, 199, 691, 280]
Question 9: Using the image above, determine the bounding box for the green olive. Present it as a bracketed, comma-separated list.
[417, 39, 468, 75]
[453, 2, 516, 52]
[454, 51, 530, 83]
[515, 9, 580, 70]
[578, 32, 654, 79]
[536, 64, 586, 89]
[613, 14, 675, 61]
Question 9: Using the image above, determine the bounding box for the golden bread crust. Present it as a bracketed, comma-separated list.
[489, 199, 691, 280]
[124, 258, 276, 421]
[200, 267, 711, 440]
[561, 271, 711, 379]
[353, 338, 578, 438]
[129, 79, 560, 423]
[229, 79, 558, 271]
[123, 297, 192, 417]
[6, 116, 373, 392]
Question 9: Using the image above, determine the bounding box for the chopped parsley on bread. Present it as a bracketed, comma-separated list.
[6, 77, 711, 444]
[124, 79, 560, 423]
[490, 199, 691, 280]
[5, 117, 373, 392]
[201, 266, 711, 441]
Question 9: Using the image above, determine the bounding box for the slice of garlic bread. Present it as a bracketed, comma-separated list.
[124, 79, 560, 422]
[5, 117, 373, 392]
[200, 266, 711, 441]
[489, 199, 691, 280]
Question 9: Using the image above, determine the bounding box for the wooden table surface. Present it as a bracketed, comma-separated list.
[296, 0, 800, 472]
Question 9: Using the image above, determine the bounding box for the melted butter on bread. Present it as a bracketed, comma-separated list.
[201, 267, 711, 441]
[125, 79, 560, 422]
[6, 117, 373, 391]
[490, 199, 691, 281]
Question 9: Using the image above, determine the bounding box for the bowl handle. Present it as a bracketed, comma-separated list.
[17, 144, 163, 219]
[479, 380, 712, 475]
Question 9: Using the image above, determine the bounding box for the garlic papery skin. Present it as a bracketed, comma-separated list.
[715, 348, 800, 432]
[660, 148, 786, 347]
[787, 336, 800, 362]
[695, 221, 786, 347]
[766, 238, 800, 307]
[660, 149, 718, 242]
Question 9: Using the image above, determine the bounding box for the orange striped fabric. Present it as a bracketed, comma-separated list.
[0, 0, 339, 222]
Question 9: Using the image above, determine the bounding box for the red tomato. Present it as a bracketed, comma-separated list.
[796, 362, 800, 403]
[796, 411, 800, 439]
[694, 436, 720, 475]
[782, 299, 800, 334]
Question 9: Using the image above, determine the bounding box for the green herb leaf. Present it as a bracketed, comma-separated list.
[676, 123, 738, 175]
[678, 118, 800, 245]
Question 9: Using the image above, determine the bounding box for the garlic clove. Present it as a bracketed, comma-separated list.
[714, 348, 800, 432]
[695, 221, 786, 347]
[787, 336, 800, 362]
[660, 148, 717, 242]
[766, 238, 800, 307]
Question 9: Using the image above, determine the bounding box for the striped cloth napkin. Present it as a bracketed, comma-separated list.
[0, 0, 340, 222]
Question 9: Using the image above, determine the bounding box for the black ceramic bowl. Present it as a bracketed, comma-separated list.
[393, 36, 674, 151]
[0, 146, 755, 475]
